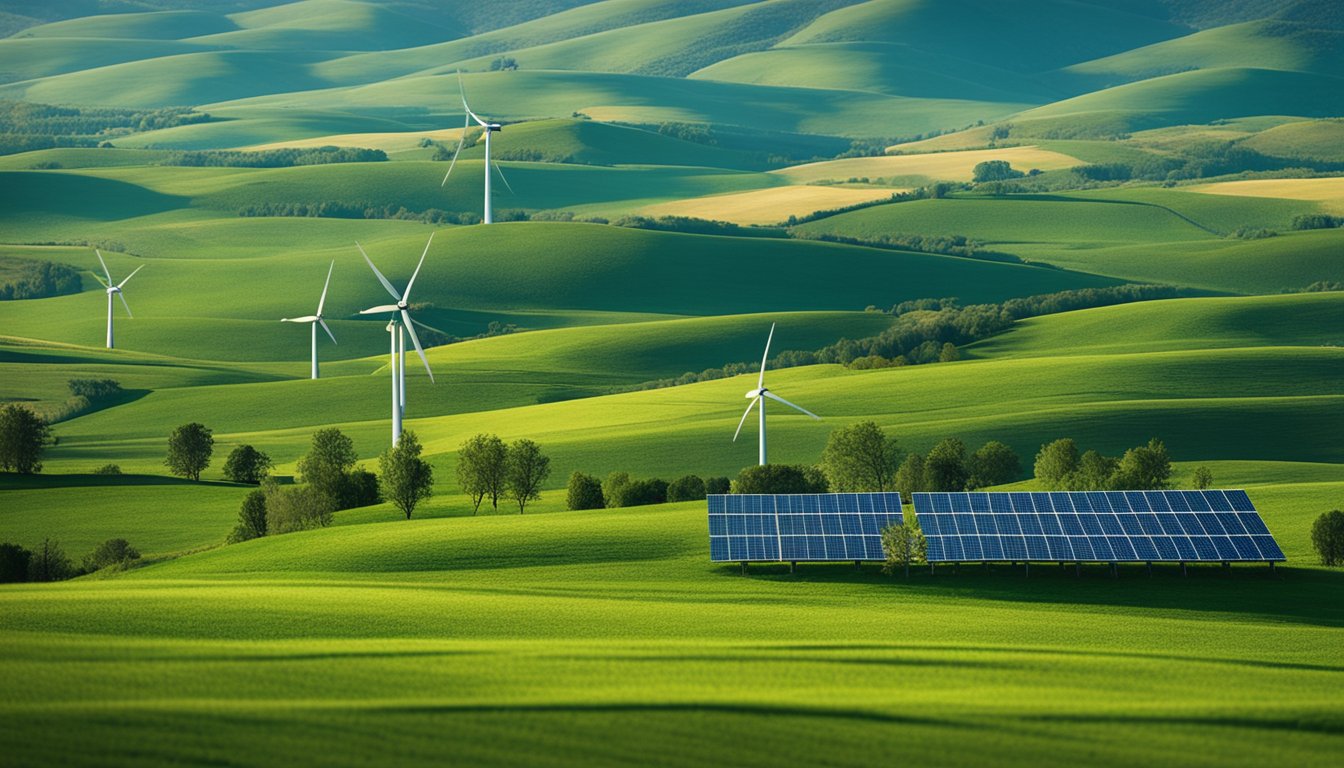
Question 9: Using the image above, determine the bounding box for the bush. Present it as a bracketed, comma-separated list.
[265, 484, 334, 534]
[566, 472, 605, 510]
[27, 538, 73, 582]
[92, 463, 121, 475]
[1310, 510, 1344, 566]
[705, 476, 731, 495]
[667, 474, 707, 503]
[83, 538, 140, 572]
[339, 468, 382, 509]
[623, 478, 668, 507]
[222, 444, 272, 484]
[967, 441, 1020, 489]
[0, 403, 51, 474]
[67, 378, 123, 400]
[0, 542, 32, 582]
[1291, 213, 1342, 231]
[603, 472, 632, 508]
[228, 489, 268, 543]
[1192, 466, 1213, 490]
[732, 464, 828, 495]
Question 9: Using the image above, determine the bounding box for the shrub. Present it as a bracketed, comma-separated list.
[265, 484, 334, 534]
[667, 474, 707, 503]
[67, 378, 122, 400]
[0, 403, 51, 474]
[1310, 510, 1344, 566]
[623, 478, 668, 507]
[732, 464, 828, 495]
[222, 444, 272, 484]
[566, 472, 605, 510]
[0, 542, 32, 582]
[705, 476, 731, 495]
[83, 538, 140, 572]
[1192, 466, 1214, 490]
[1291, 213, 1342, 230]
[92, 463, 121, 475]
[228, 489, 268, 543]
[27, 538, 73, 582]
[603, 472, 632, 508]
[339, 468, 382, 509]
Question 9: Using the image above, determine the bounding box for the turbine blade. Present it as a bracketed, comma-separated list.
[282, 315, 319, 323]
[440, 112, 470, 187]
[457, 69, 467, 110]
[316, 260, 334, 315]
[401, 309, 434, 383]
[116, 264, 143, 289]
[761, 390, 820, 420]
[319, 318, 337, 345]
[493, 161, 515, 195]
[403, 231, 434, 301]
[117, 291, 133, 319]
[758, 322, 776, 389]
[95, 249, 113, 284]
[356, 242, 401, 301]
[732, 398, 758, 442]
[359, 304, 401, 315]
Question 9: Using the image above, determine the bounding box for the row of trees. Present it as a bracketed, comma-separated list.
[159, 146, 387, 168]
[1033, 437, 1175, 491]
[0, 537, 141, 583]
[455, 434, 551, 514]
[0, 259, 82, 301]
[566, 471, 730, 510]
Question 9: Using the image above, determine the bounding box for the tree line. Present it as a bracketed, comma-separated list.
[454, 434, 551, 514]
[158, 146, 387, 168]
[0, 100, 209, 155]
[0, 258, 82, 301]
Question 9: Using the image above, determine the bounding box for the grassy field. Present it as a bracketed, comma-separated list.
[1192, 177, 1344, 214]
[637, 184, 901, 224]
[772, 146, 1083, 184]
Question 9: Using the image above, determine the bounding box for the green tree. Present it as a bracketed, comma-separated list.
[27, 538, 73, 582]
[164, 422, 213, 481]
[623, 478, 668, 507]
[603, 471, 633, 508]
[1070, 450, 1118, 491]
[339, 468, 381, 509]
[705, 476, 731, 495]
[938, 342, 960, 362]
[380, 430, 434, 520]
[894, 453, 926, 502]
[881, 515, 927, 577]
[296, 428, 357, 505]
[667, 474, 707, 502]
[228, 489, 269, 543]
[924, 438, 969, 492]
[566, 472, 605, 510]
[1034, 438, 1079, 490]
[967, 441, 1020, 489]
[972, 159, 1023, 182]
[1310, 509, 1344, 566]
[456, 433, 507, 513]
[0, 403, 51, 474]
[1112, 438, 1171, 490]
[1192, 465, 1214, 490]
[82, 538, 140, 572]
[505, 439, 550, 514]
[222, 444, 272, 484]
[265, 484, 333, 534]
[732, 464, 828, 495]
[0, 542, 32, 583]
[820, 420, 903, 492]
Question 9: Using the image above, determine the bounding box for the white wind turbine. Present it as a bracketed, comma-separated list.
[280, 261, 337, 379]
[733, 323, 821, 465]
[357, 233, 436, 445]
[92, 250, 143, 349]
[440, 73, 512, 224]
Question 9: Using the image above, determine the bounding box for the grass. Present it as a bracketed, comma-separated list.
[637, 184, 901, 224]
[772, 146, 1083, 184]
[1191, 177, 1344, 214]
[1241, 118, 1344, 163]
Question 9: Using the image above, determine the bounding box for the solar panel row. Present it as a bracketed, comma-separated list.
[912, 491, 1285, 563]
[707, 493, 903, 563]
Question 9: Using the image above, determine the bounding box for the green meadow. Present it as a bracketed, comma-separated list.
[1, 1, 1342, 765]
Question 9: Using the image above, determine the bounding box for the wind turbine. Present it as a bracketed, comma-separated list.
[280, 261, 337, 379]
[92, 250, 143, 349]
[440, 72, 511, 224]
[357, 233, 436, 445]
[733, 323, 821, 465]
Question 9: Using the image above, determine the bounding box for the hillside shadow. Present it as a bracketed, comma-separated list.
[0, 472, 244, 490]
[0, 171, 188, 220]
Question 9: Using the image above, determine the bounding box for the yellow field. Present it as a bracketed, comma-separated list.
[1192, 176, 1344, 213]
[885, 126, 999, 153]
[242, 128, 467, 154]
[772, 146, 1083, 184]
[638, 185, 903, 225]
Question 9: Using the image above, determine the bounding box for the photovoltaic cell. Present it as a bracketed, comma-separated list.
[707, 493, 904, 563]
[912, 490, 1285, 563]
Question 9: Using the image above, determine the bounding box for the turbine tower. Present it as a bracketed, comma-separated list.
[92, 250, 143, 349]
[357, 234, 436, 445]
[280, 261, 337, 379]
[440, 73, 510, 224]
[732, 323, 821, 465]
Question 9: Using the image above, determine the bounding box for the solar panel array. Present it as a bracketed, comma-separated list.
[708, 493, 903, 562]
[912, 490, 1285, 563]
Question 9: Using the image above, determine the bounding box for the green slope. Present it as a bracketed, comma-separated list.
[12, 9, 239, 40]
[1240, 118, 1344, 163]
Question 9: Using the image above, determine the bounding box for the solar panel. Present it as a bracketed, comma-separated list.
[707, 493, 904, 563]
[912, 490, 1285, 563]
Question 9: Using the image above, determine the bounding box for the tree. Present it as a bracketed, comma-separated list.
[165, 422, 213, 481]
[894, 453, 926, 502]
[505, 439, 550, 513]
[1192, 465, 1214, 490]
[379, 431, 434, 520]
[0, 543, 32, 583]
[732, 464, 828, 495]
[566, 472, 605, 510]
[939, 342, 960, 362]
[296, 428, 357, 505]
[820, 421, 903, 492]
[0, 403, 51, 474]
[967, 441, 1020, 489]
[972, 160, 1023, 182]
[228, 489, 268, 543]
[1070, 450, 1118, 491]
[705, 476, 731, 495]
[456, 433, 508, 513]
[222, 444, 272, 484]
[924, 438, 968, 492]
[1034, 438, 1079, 490]
[28, 538, 73, 582]
[667, 474, 707, 502]
[881, 515, 927, 577]
[265, 484, 334, 534]
[83, 538, 140, 572]
[624, 478, 668, 507]
[339, 467, 382, 509]
[1310, 510, 1344, 566]
[603, 471, 633, 508]
[1112, 438, 1171, 490]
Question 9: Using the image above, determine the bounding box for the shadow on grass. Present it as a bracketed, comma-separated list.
[0, 472, 246, 490]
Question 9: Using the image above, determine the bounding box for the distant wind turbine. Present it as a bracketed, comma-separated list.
[357, 233, 436, 445]
[92, 249, 143, 349]
[440, 72, 512, 224]
[280, 261, 337, 379]
[733, 323, 821, 465]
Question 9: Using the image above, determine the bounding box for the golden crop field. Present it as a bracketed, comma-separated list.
[772, 146, 1083, 184]
[1193, 176, 1344, 213]
[639, 184, 903, 225]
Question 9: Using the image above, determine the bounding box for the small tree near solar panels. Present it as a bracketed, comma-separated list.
[505, 439, 550, 514]
[1034, 438, 1079, 490]
[380, 431, 434, 520]
[924, 438, 969, 492]
[1311, 510, 1344, 567]
[821, 420, 903, 492]
[667, 474, 707, 503]
[1192, 466, 1214, 490]
[881, 515, 926, 578]
[1112, 438, 1171, 491]
[894, 453, 926, 503]
[967, 441, 1020, 489]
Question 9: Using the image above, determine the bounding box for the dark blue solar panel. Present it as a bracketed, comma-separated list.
[708, 493, 903, 562]
[912, 490, 1284, 563]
